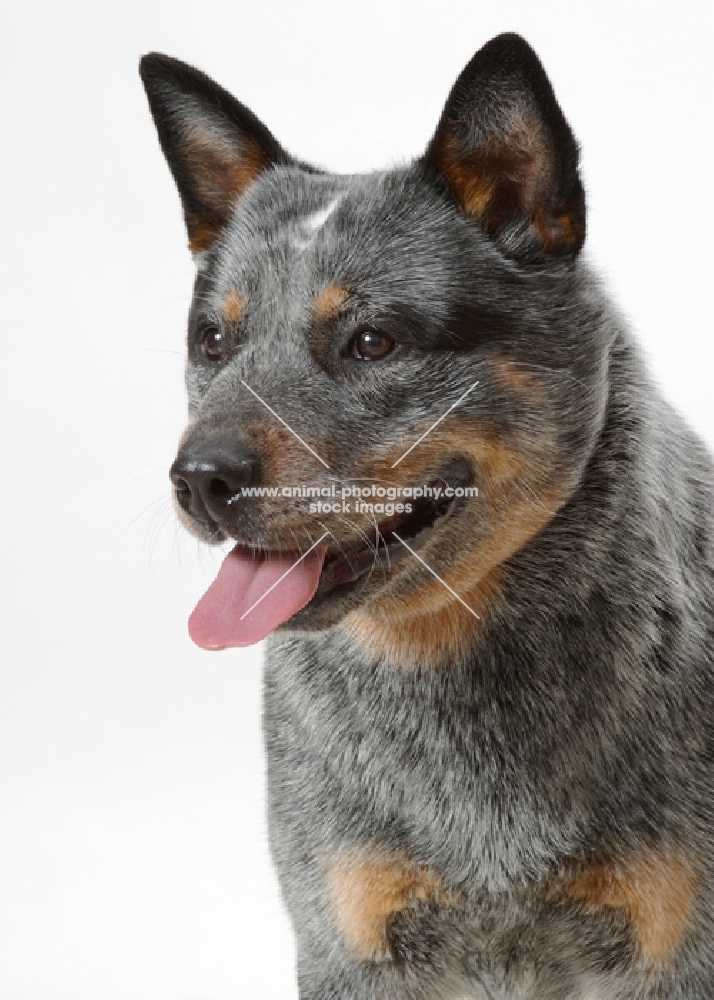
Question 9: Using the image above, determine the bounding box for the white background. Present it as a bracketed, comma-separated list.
[1, 2, 712, 997]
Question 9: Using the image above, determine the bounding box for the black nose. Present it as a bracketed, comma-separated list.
[170, 442, 261, 525]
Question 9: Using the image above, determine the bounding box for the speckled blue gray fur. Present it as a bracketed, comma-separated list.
[266, 350, 714, 997]
[140, 33, 714, 999]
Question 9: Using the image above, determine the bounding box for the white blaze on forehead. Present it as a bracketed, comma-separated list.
[304, 195, 342, 232]
[293, 194, 343, 250]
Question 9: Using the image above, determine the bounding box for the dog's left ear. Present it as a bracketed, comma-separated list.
[139, 53, 291, 253]
[424, 33, 585, 260]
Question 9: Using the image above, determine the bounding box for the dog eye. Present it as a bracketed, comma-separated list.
[201, 325, 225, 361]
[350, 329, 395, 361]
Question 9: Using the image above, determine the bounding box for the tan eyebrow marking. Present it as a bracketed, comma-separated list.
[312, 284, 351, 322]
[221, 290, 246, 324]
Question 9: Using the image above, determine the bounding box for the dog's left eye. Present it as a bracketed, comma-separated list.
[201, 326, 225, 361]
[349, 329, 395, 361]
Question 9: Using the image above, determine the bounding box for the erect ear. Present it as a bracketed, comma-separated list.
[139, 53, 291, 253]
[424, 33, 585, 260]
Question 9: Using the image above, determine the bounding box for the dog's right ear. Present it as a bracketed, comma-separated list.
[139, 53, 290, 253]
[424, 34, 585, 261]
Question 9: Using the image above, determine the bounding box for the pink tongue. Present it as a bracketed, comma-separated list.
[189, 544, 327, 650]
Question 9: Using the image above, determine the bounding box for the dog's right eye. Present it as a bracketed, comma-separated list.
[348, 329, 395, 361]
[201, 326, 225, 361]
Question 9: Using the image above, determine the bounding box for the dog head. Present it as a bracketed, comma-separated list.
[140, 34, 611, 654]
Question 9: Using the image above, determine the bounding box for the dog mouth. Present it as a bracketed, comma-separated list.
[187, 460, 472, 650]
[313, 474, 461, 604]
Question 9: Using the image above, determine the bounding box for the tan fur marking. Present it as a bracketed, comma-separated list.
[189, 225, 221, 254]
[249, 421, 318, 491]
[434, 125, 581, 253]
[344, 569, 501, 666]
[313, 284, 351, 322]
[221, 290, 245, 324]
[344, 421, 565, 666]
[553, 851, 697, 965]
[323, 850, 454, 961]
[434, 131, 499, 219]
[492, 357, 538, 395]
[534, 205, 585, 255]
[186, 137, 268, 252]
[434, 124, 544, 227]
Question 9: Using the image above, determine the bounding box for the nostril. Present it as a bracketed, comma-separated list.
[172, 475, 192, 509]
[173, 476, 191, 495]
[208, 477, 236, 502]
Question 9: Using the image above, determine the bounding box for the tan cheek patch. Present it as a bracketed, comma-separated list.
[249, 421, 319, 488]
[343, 568, 502, 667]
[343, 487, 559, 666]
[551, 851, 697, 966]
[221, 290, 245, 324]
[313, 284, 351, 322]
[491, 357, 539, 396]
[344, 422, 564, 666]
[322, 850, 454, 961]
